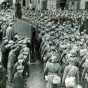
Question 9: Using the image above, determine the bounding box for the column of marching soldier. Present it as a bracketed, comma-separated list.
[0, 8, 15, 88]
[0, 8, 31, 88]
[22, 9, 88, 88]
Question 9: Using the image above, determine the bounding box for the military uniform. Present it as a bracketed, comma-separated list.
[15, 2, 22, 19]
[62, 64, 79, 88]
[44, 58, 62, 88]
[7, 48, 17, 83]
[6, 26, 15, 41]
[20, 45, 30, 77]
[1, 41, 11, 70]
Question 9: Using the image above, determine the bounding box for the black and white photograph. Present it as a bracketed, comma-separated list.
[0, 0, 88, 88]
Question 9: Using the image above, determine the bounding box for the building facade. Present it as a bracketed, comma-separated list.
[10, 0, 68, 10]
[66, 0, 80, 10]
[10, 0, 88, 10]
[66, 0, 88, 10]
[47, 0, 57, 10]
[19, 0, 47, 10]
[80, 0, 88, 9]
[47, 0, 66, 10]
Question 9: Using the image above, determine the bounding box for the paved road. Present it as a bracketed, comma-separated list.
[13, 19, 46, 88]
[27, 61, 46, 88]
[13, 19, 32, 39]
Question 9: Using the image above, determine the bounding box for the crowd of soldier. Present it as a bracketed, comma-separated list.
[0, 8, 31, 88]
[23, 9, 88, 88]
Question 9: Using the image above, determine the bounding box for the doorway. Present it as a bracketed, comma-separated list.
[60, 0, 67, 10]
[42, 0, 47, 10]
[85, 1, 88, 9]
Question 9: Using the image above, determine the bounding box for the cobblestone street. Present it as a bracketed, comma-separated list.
[13, 19, 46, 88]
[26, 61, 46, 88]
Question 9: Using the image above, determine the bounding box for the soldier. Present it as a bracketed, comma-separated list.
[13, 59, 25, 88]
[20, 40, 30, 77]
[62, 55, 79, 88]
[6, 23, 15, 41]
[81, 59, 88, 88]
[44, 55, 62, 88]
[0, 22, 3, 41]
[7, 45, 21, 83]
[80, 18, 88, 34]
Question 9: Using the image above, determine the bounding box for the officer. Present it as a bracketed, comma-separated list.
[0, 22, 3, 41]
[15, 1, 22, 19]
[20, 39, 30, 77]
[0, 63, 6, 88]
[7, 45, 21, 83]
